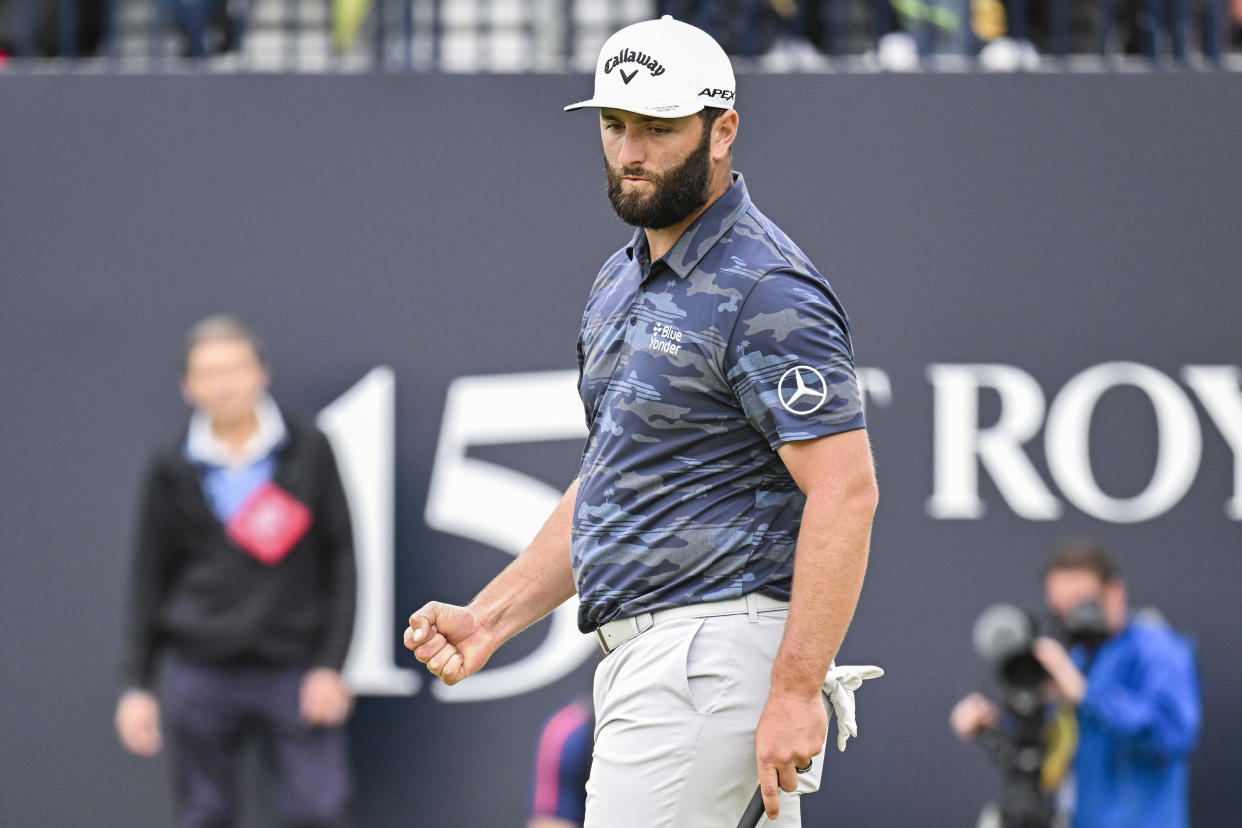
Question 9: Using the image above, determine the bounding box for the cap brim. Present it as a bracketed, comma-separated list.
[563, 98, 705, 118]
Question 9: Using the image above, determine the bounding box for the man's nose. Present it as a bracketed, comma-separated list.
[617, 133, 645, 167]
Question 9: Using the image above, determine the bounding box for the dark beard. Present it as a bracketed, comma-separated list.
[604, 124, 712, 230]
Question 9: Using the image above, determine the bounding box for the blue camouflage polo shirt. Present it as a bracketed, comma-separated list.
[573, 173, 865, 632]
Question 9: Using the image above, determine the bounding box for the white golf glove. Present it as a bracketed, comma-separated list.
[823, 664, 884, 752]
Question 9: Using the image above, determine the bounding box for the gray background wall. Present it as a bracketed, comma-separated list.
[1, 73, 1239, 826]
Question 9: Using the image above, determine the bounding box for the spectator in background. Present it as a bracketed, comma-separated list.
[951, 543, 1201, 828]
[657, 0, 887, 59]
[114, 314, 356, 828]
[528, 696, 594, 828]
[656, 0, 786, 55]
[160, 0, 250, 57]
[1104, 0, 1232, 62]
[973, 0, 1042, 70]
[0, 0, 105, 57]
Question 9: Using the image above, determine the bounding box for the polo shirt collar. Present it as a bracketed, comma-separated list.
[624, 172, 752, 279]
[185, 394, 287, 469]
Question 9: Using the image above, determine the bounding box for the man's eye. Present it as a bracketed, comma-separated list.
[650, 126, 670, 135]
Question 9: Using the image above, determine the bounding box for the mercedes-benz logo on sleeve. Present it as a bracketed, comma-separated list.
[778, 366, 829, 414]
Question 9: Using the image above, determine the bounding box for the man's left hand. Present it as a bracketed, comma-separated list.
[300, 668, 354, 727]
[754, 689, 827, 820]
[1033, 636, 1087, 704]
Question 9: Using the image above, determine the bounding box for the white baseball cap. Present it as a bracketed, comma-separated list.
[564, 15, 736, 119]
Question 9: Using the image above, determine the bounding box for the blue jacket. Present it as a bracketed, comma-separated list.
[1071, 617, 1200, 828]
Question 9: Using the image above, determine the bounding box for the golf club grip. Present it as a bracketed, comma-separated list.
[736, 787, 766, 828]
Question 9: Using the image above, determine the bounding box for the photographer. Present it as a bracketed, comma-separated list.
[951, 543, 1200, 828]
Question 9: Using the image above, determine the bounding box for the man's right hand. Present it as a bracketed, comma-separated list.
[754, 688, 829, 820]
[115, 689, 162, 756]
[404, 602, 502, 686]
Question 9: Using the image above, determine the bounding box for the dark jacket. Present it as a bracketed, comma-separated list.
[124, 413, 356, 688]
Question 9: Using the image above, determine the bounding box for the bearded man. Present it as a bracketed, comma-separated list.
[406, 16, 880, 826]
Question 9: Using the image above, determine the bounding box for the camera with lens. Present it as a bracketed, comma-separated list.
[965, 599, 1109, 828]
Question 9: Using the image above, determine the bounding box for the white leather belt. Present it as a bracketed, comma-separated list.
[594, 592, 790, 655]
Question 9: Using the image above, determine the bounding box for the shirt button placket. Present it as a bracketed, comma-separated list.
[620, 290, 645, 366]
[629, 287, 646, 331]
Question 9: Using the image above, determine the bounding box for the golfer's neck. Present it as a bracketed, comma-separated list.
[645, 173, 732, 262]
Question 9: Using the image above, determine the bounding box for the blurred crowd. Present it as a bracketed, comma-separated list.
[661, 0, 1242, 67]
[1, 0, 1239, 67]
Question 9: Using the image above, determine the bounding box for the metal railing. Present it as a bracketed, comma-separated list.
[0, 0, 1238, 71]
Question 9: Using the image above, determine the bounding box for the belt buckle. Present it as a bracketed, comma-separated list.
[596, 613, 653, 655]
[596, 627, 614, 655]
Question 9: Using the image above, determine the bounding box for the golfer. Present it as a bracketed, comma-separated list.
[406, 16, 879, 826]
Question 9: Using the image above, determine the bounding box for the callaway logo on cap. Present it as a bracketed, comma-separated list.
[564, 15, 736, 119]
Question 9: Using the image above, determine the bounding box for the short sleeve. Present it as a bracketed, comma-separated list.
[724, 269, 865, 449]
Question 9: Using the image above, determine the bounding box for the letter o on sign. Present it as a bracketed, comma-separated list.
[1045, 362, 1202, 523]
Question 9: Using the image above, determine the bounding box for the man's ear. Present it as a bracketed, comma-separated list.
[712, 109, 739, 161]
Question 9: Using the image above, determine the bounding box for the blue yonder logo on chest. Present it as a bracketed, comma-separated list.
[604, 48, 666, 84]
